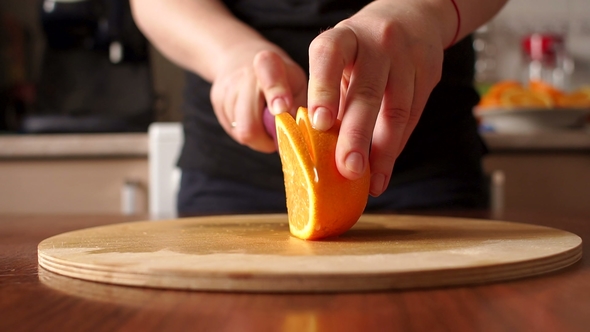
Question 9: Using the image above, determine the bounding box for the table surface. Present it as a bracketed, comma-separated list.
[2, 211, 589, 332]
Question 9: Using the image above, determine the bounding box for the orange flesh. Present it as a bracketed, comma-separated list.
[276, 107, 370, 240]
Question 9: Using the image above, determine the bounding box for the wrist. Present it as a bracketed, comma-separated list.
[444, 0, 461, 48]
[421, 0, 461, 49]
[372, 0, 461, 50]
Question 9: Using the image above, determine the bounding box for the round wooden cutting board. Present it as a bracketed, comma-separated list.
[38, 214, 582, 292]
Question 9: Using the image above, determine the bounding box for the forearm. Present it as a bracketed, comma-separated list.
[129, 0, 283, 82]
[450, 0, 508, 43]
[370, 0, 508, 49]
[429, 0, 509, 48]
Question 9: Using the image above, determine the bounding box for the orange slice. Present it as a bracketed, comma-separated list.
[477, 95, 502, 108]
[528, 80, 564, 103]
[275, 107, 370, 240]
[556, 87, 590, 108]
[500, 87, 553, 108]
[477, 81, 523, 108]
[486, 81, 522, 100]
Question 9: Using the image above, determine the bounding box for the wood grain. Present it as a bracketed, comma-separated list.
[37, 214, 582, 292]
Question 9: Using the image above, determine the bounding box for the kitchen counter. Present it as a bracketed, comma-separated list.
[0, 133, 149, 215]
[1, 129, 589, 158]
[481, 131, 590, 152]
[0, 133, 148, 158]
[481, 131, 590, 218]
[1, 211, 588, 331]
[1, 130, 588, 216]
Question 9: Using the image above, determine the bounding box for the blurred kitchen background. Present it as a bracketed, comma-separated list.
[1, 0, 590, 130]
[0, 0, 589, 218]
[474, 0, 590, 91]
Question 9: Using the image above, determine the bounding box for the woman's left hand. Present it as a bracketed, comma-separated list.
[305, 0, 454, 196]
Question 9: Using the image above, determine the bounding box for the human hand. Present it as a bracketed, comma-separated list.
[306, 0, 455, 196]
[210, 45, 307, 153]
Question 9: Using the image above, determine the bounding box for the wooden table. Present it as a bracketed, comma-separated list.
[1, 212, 589, 331]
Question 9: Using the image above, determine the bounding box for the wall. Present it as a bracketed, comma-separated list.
[484, 153, 590, 219]
[2, 0, 589, 121]
[0, 0, 44, 80]
[0, 0, 184, 122]
[488, 0, 590, 88]
[0, 158, 149, 214]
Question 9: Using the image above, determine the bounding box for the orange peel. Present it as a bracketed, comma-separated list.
[275, 107, 370, 240]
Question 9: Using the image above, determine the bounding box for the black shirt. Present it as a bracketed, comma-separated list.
[178, 0, 485, 191]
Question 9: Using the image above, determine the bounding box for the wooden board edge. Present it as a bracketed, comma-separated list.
[37, 241, 582, 293]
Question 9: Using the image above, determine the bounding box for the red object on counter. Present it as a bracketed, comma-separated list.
[521, 33, 564, 63]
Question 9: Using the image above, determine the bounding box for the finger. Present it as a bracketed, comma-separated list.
[335, 40, 389, 181]
[221, 80, 239, 132]
[308, 26, 358, 131]
[210, 74, 238, 134]
[285, 63, 309, 117]
[368, 61, 416, 196]
[232, 70, 275, 153]
[254, 50, 292, 115]
[339, 73, 351, 119]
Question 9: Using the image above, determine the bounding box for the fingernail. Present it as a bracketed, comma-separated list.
[344, 152, 364, 175]
[311, 107, 333, 131]
[271, 98, 288, 115]
[370, 173, 386, 196]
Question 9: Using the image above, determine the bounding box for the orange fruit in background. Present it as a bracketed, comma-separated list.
[477, 80, 590, 109]
[528, 80, 564, 103]
[477, 81, 525, 108]
[485, 80, 522, 100]
[556, 87, 590, 108]
[275, 107, 370, 240]
[500, 88, 553, 108]
[477, 99, 494, 108]
[477, 94, 503, 108]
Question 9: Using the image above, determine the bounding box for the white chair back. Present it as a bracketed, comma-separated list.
[148, 122, 183, 220]
[147, 122, 504, 220]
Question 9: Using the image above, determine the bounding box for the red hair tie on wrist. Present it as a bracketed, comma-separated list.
[446, 0, 461, 49]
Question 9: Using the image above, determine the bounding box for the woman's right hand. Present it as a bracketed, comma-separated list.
[210, 46, 307, 153]
[130, 0, 306, 153]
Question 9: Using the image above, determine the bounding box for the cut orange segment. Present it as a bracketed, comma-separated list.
[477, 81, 524, 108]
[477, 95, 502, 108]
[556, 87, 590, 108]
[528, 80, 564, 103]
[500, 87, 553, 108]
[485, 81, 522, 100]
[275, 107, 370, 240]
[475, 80, 590, 109]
